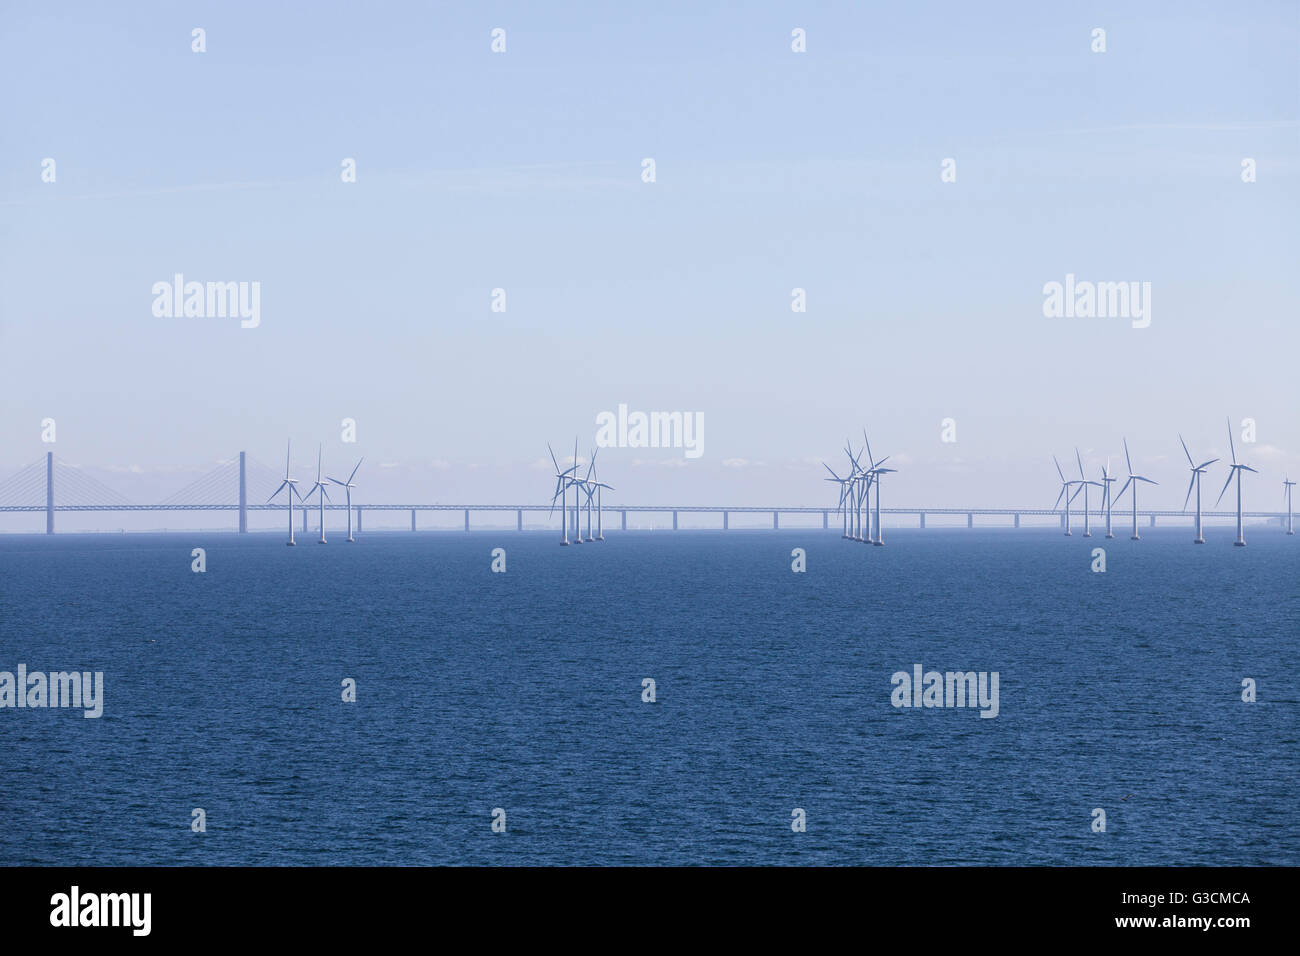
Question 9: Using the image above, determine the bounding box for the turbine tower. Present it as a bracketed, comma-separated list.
[822, 462, 851, 537]
[1074, 448, 1102, 538]
[571, 437, 584, 544]
[1052, 456, 1081, 536]
[846, 441, 871, 543]
[547, 443, 578, 545]
[1284, 476, 1295, 535]
[304, 445, 330, 544]
[268, 440, 302, 546]
[1099, 459, 1117, 539]
[328, 457, 364, 543]
[1215, 418, 1257, 547]
[1115, 438, 1158, 541]
[859, 431, 881, 545]
[867, 439, 896, 546]
[1178, 435, 1217, 545]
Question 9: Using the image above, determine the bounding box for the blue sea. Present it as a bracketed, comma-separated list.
[1, 529, 1296, 865]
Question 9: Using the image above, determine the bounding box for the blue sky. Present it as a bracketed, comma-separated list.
[1, 1, 1296, 518]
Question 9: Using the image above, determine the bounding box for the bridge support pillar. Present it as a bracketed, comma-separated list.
[357, 507, 362, 533]
[464, 509, 470, 532]
[411, 509, 416, 531]
[238, 451, 247, 533]
[517, 509, 523, 531]
[1060, 513, 1065, 529]
[672, 511, 678, 530]
[621, 510, 627, 531]
[920, 512, 926, 529]
[773, 511, 779, 529]
[1013, 513, 1020, 529]
[45, 451, 54, 534]
[303, 509, 308, 533]
[822, 510, 828, 529]
[1150, 514, 1156, 528]
[967, 513, 974, 529]
[723, 511, 728, 530]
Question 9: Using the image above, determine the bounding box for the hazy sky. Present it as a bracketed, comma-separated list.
[1, 0, 1296, 514]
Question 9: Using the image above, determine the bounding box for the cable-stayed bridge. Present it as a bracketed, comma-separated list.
[0, 452, 1292, 533]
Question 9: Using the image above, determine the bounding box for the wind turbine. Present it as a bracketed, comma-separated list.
[1284, 476, 1295, 535]
[822, 462, 851, 537]
[579, 449, 611, 543]
[571, 437, 586, 543]
[1178, 435, 1217, 545]
[547, 443, 578, 545]
[1214, 418, 1257, 547]
[1052, 456, 1081, 536]
[1115, 438, 1158, 541]
[303, 444, 330, 544]
[268, 439, 302, 546]
[592, 459, 613, 541]
[846, 441, 870, 543]
[1074, 448, 1103, 538]
[859, 430, 883, 545]
[866, 439, 896, 546]
[328, 457, 364, 542]
[1099, 459, 1117, 539]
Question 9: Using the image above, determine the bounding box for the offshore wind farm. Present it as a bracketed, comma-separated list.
[1, 419, 1295, 546]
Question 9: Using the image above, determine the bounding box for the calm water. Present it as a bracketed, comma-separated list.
[1, 529, 1296, 865]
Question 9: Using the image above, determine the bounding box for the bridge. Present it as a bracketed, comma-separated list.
[0, 452, 1292, 532]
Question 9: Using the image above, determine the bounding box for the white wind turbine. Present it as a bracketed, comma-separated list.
[1074, 448, 1103, 538]
[1115, 438, 1158, 541]
[1215, 418, 1258, 547]
[866, 438, 896, 547]
[1099, 459, 1117, 539]
[859, 431, 884, 545]
[1178, 435, 1217, 545]
[1284, 476, 1295, 536]
[303, 444, 331, 544]
[591, 456, 613, 541]
[846, 441, 870, 542]
[570, 437, 586, 543]
[822, 462, 851, 537]
[578, 449, 608, 543]
[268, 439, 302, 546]
[328, 457, 364, 543]
[1052, 456, 1081, 536]
[547, 443, 579, 545]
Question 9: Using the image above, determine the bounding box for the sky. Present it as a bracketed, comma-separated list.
[1, 1, 1297, 525]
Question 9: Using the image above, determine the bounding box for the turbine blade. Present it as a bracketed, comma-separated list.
[1053, 455, 1065, 481]
[349, 458, 364, 483]
[1197, 458, 1218, 470]
[1226, 416, 1236, 464]
[1076, 447, 1086, 480]
[1183, 475, 1195, 511]
[1179, 434, 1193, 467]
[268, 480, 288, 503]
[1215, 471, 1234, 507]
[1123, 438, 1133, 475]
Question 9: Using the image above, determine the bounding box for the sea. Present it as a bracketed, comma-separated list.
[1, 529, 1296, 865]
